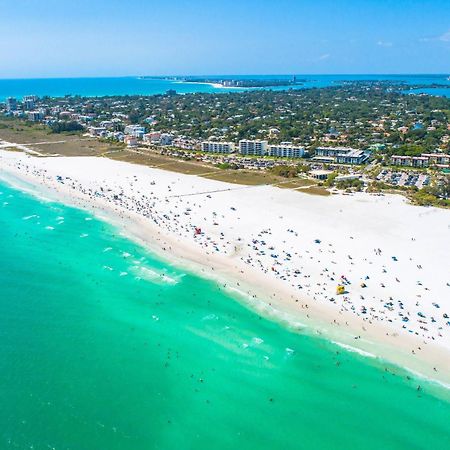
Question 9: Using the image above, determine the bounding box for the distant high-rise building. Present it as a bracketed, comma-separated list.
[202, 141, 235, 154]
[239, 140, 268, 156]
[6, 97, 17, 112]
[23, 95, 38, 111]
[269, 144, 306, 158]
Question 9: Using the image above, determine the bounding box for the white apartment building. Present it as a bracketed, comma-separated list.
[239, 140, 268, 156]
[27, 110, 44, 122]
[201, 141, 235, 154]
[23, 95, 37, 110]
[124, 124, 146, 138]
[269, 144, 306, 158]
[390, 153, 450, 168]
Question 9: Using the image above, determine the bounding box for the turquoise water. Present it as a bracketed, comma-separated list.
[0, 179, 449, 450]
[407, 87, 450, 98]
[0, 74, 449, 100]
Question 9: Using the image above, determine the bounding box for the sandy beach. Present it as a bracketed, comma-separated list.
[1, 149, 449, 386]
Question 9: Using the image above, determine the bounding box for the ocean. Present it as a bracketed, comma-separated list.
[0, 74, 449, 100]
[1, 178, 449, 449]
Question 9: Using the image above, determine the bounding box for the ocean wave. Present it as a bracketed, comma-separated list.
[136, 266, 179, 285]
[331, 341, 377, 358]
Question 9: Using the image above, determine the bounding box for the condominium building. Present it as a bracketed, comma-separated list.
[421, 153, 450, 167]
[315, 146, 370, 164]
[390, 156, 428, 167]
[239, 140, 268, 156]
[6, 97, 17, 112]
[124, 124, 146, 138]
[390, 153, 449, 168]
[27, 110, 44, 122]
[336, 150, 370, 165]
[315, 146, 352, 158]
[268, 144, 306, 158]
[201, 141, 235, 154]
[23, 95, 38, 110]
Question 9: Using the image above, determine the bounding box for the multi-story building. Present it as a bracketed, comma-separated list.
[422, 153, 450, 167]
[143, 131, 162, 144]
[23, 95, 38, 110]
[336, 149, 370, 165]
[89, 126, 107, 137]
[315, 146, 370, 164]
[124, 125, 146, 138]
[315, 146, 351, 158]
[99, 120, 115, 130]
[173, 137, 196, 150]
[201, 141, 235, 154]
[239, 140, 268, 156]
[268, 144, 306, 158]
[124, 136, 138, 147]
[390, 153, 449, 168]
[390, 155, 428, 167]
[160, 133, 173, 146]
[6, 97, 17, 112]
[27, 110, 44, 122]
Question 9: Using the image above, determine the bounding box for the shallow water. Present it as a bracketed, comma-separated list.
[0, 180, 449, 450]
[0, 74, 449, 100]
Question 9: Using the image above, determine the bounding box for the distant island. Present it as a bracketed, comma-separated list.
[183, 77, 305, 88]
[138, 75, 306, 88]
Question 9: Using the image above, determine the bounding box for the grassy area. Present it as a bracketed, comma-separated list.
[0, 118, 60, 143]
[0, 118, 123, 156]
[0, 118, 328, 195]
[300, 186, 331, 196]
[275, 178, 317, 189]
[107, 150, 222, 176]
[204, 170, 281, 186]
[35, 140, 123, 157]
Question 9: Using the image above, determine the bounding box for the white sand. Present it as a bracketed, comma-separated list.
[1, 150, 449, 385]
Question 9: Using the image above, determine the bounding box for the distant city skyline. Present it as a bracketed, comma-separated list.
[0, 0, 449, 78]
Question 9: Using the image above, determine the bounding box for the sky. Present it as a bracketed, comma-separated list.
[0, 0, 449, 78]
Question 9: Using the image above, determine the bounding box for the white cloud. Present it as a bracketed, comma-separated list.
[318, 53, 330, 61]
[439, 30, 450, 42]
[419, 29, 450, 43]
[377, 40, 393, 47]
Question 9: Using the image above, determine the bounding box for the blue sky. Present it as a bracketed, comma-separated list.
[0, 0, 449, 77]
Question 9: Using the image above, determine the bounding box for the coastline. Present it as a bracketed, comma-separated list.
[173, 80, 249, 90]
[1, 149, 449, 390]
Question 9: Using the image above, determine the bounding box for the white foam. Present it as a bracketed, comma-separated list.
[138, 266, 179, 285]
[331, 341, 376, 358]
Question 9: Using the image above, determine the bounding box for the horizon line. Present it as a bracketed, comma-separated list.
[0, 73, 449, 81]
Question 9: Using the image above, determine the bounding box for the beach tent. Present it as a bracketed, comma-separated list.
[336, 285, 345, 295]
